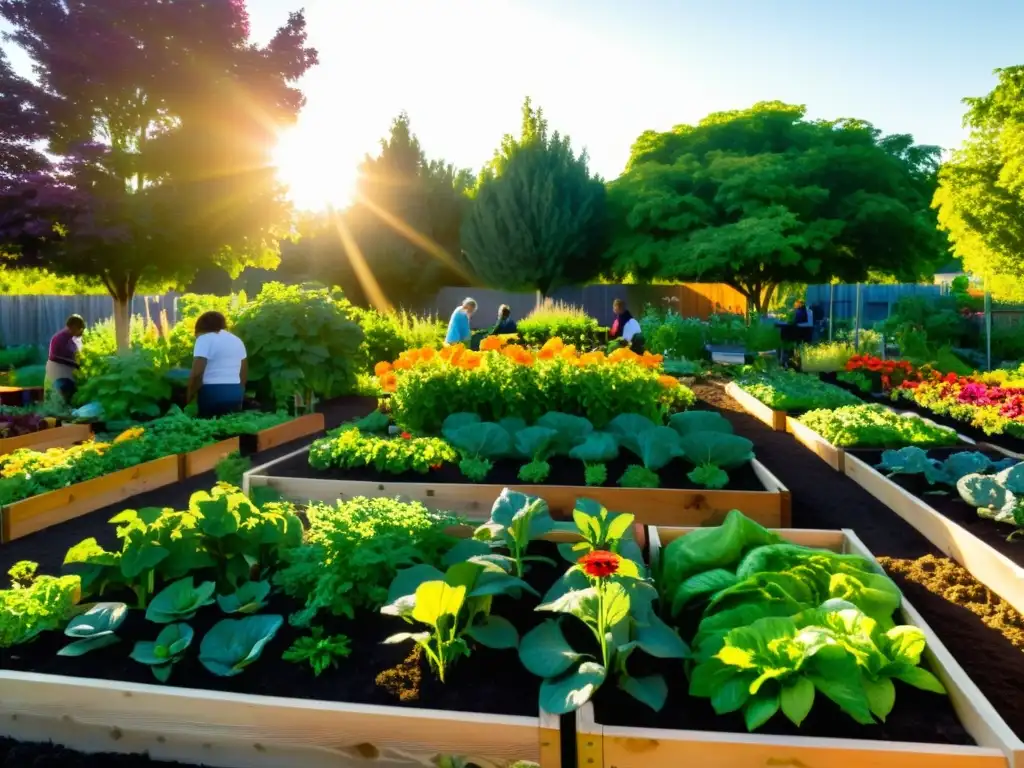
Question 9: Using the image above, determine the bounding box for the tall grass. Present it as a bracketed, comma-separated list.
[517, 300, 604, 348]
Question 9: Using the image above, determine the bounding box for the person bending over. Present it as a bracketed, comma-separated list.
[445, 297, 477, 346]
[187, 311, 248, 418]
[45, 314, 85, 403]
[492, 304, 517, 335]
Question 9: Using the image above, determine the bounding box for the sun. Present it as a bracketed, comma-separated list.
[273, 125, 358, 211]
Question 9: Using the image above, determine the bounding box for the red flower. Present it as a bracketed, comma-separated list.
[430, 463, 443, 470]
[578, 550, 620, 579]
[400, 432, 412, 440]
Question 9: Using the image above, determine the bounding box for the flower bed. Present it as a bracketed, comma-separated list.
[577, 518, 1024, 768]
[844, 446, 1024, 616]
[0, 423, 92, 457]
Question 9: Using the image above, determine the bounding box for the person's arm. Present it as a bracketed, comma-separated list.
[187, 357, 207, 403]
[239, 358, 248, 390]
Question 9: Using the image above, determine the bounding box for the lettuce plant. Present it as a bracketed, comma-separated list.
[382, 560, 526, 682]
[216, 580, 271, 614]
[199, 614, 284, 677]
[519, 550, 687, 714]
[282, 627, 352, 676]
[0, 563, 80, 648]
[308, 428, 457, 475]
[677, 431, 755, 489]
[146, 577, 216, 623]
[130, 623, 193, 682]
[58, 602, 127, 656]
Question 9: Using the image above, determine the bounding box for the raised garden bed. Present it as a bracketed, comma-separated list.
[179, 438, 240, 479]
[243, 447, 792, 527]
[0, 423, 92, 456]
[249, 412, 325, 453]
[724, 381, 786, 431]
[0, 385, 43, 407]
[1, 455, 181, 543]
[844, 446, 1024, 618]
[577, 524, 1024, 768]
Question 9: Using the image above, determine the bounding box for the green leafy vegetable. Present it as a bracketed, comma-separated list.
[464, 488, 557, 578]
[58, 602, 127, 656]
[282, 627, 352, 677]
[583, 463, 608, 486]
[798, 405, 959, 449]
[146, 577, 216, 623]
[669, 410, 734, 436]
[216, 580, 271, 614]
[617, 465, 660, 488]
[0, 563, 80, 648]
[130, 623, 194, 682]
[199, 614, 284, 677]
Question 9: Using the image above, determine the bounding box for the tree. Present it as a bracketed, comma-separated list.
[0, 0, 317, 349]
[460, 98, 608, 296]
[277, 113, 474, 308]
[0, 49, 48, 180]
[934, 66, 1024, 303]
[606, 102, 946, 313]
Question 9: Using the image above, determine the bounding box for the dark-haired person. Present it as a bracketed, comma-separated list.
[45, 314, 86, 403]
[187, 311, 248, 418]
[492, 304, 517, 335]
[609, 299, 641, 345]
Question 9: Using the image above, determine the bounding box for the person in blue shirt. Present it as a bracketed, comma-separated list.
[445, 298, 477, 345]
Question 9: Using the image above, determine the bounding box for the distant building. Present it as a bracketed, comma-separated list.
[933, 260, 981, 289]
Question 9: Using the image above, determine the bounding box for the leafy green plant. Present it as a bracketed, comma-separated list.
[352, 408, 391, 433]
[382, 560, 525, 683]
[583, 463, 607, 486]
[352, 307, 446, 375]
[957, 463, 1024, 537]
[130, 623, 194, 682]
[215, 452, 252, 487]
[443, 419, 513, 483]
[309, 428, 457, 475]
[199, 614, 284, 677]
[798, 405, 960, 449]
[58, 602, 127, 656]
[617, 465, 660, 488]
[737, 370, 861, 412]
[678, 431, 755, 489]
[569, 431, 618, 486]
[458, 489, 557, 577]
[515, 426, 558, 483]
[75, 348, 172, 421]
[558, 498, 642, 566]
[274, 496, 460, 626]
[232, 283, 364, 409]
[668, 410, 734, 437]
[282, 627, 353, 677]
[146, 577, 216, 623]
[217, 580, 271, 614]
[516, 301, 604, 349]
[0, 563, 80, 648]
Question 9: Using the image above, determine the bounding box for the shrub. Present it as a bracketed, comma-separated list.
[738, 370, 861, 412]
[10, 365, 46, 387]
[516, 300, 604, 349]
[74, 348, 172, 421]
[166, 292, 247, 369]
[232, 283, 364, 409]
[0, 345, 39, 371]
[350, 307, 445, 375]
[640, 306, 706, 359]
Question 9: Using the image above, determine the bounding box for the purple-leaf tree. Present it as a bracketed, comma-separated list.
[0, 0, 317, 350]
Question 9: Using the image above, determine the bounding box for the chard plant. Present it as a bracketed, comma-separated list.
[519, 550, 687, 714]
[282, 627, 352, 677]
[381, 559, 528, 683]
[130, 623, 193, 682]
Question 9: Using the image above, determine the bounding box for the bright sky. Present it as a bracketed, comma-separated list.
[7, 0, 1024, 210]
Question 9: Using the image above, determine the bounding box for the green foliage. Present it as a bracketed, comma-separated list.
[459, 456, 493, 483]
[617, 465, 660, 489]
[516, 301, 605, 349]
[10, 365, 45, 387]
[640, 307, 706, 360]
[0, 562, 80, 648]
[232, 283, 364, 409]
[797, 405, 961, 448]
[461, 99, 609, 295]
[58, 602, 127, 656]
[216, 580, 271, 614]
[0, 345, 39, 370]
[608, 102, 945, 312]
[460, 489, 557, 578]
[145, 577, 216, 623]
[935, 66, 1024, 303]
[75, 348, 172, 420]
[957, 462, 1024, 537]
[382, 560, 524, 683]
[583, 463, 608, 486]
[798, 342, 859, 373]
[274, 496, 460, 626]
[282, 627, 352, 677]
[130, 623, 193, 682]
[309, 428, 456, 475]
[215, 452, 252, 487]
[351, 307, 445, 375]
[0, 266, 107, 295]
[558, 498, 642, 566]
[738, 370, 862, 412]
[199, 615, 284, 677]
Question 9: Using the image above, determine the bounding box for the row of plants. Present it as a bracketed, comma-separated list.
[894, 373, 1024, 441]
[0, 411, 58, 440]
[309, 409, 756, 490]
[736, 369, 861, 413]
[639, 306, 781, 361]
[796, 405, 960, 449]
[377, 336, 694, 432]
[0, 408, 289, 506]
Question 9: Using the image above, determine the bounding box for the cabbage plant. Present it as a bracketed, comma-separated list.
[199, 614, 283, 677]
[131, 623, 193, 682]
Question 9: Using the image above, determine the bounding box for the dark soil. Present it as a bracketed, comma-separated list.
[851, 447, 1024, 568]
[0, 738, 208, 767]
[269, 450, 767, 493]
[1, 541, 564, 719]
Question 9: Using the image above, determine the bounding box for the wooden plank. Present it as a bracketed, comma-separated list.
[0, 671, 547, 768]
[844, 452, 1024, 619]
[787, 415, 845, 472]
[725, 381, 787, 431]
[0, 424, 92, 456]
[240, 445, 309, 495]
[597, 525, 1023, 768]
[1, 456, 180, 542]
[181, 437, 241, 478]
[255, 413, 325, 452]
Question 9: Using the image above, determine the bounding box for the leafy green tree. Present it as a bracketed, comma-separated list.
[607, 102, 946, 312]
[0, 1, 317, 350]
[460, 98, 608, 296]
[934, 66, 1024, 302]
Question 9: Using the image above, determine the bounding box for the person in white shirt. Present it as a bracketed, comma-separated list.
[187, 311, 248, 418]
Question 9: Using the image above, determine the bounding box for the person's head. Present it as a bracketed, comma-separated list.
[461, 298, 477, 317]
[613, 299, 626, 316]
[794, 300, 806, 309]
[195, 311, 228, 337]
[65, 314, 86, 338]
[498, 304, 511, 320]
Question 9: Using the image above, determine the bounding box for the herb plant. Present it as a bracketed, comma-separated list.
[130, 623, 194, 682]
[282, 627, 353, 676]
[797, 405, 959, 449]
[199, 614, 284, 677]
[583, 463, 608, 486]
[569, 431, 618, 487]
[515, 426, 558, 483]
[58, 602, 127, 656]
[737, 370, 861, 412]
[215, 452, 252, 486]
[0, 563, 80, 648]
[308, 428, 456, 475]
[617, 465, 660, 488]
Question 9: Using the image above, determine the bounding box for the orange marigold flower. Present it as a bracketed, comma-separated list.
[114, 426, 145, 444]
[579, 351, 605, 366]
[480, 335, 506, 352]
[541, 337, 565, 353]
[380, 372, 398, 392]
[578, 550, 620, 579]
[374, 361, 392, 377]
[537, 347, 556, 360]
[458, 351, 483, 370]
[419, 347, 436, 363]
[658, 375, 679, 389]
[502, 344, 534, 365]
[609, 347, 638, 364]
[392, 358, 412, 371]
[560, 345, 578, 359]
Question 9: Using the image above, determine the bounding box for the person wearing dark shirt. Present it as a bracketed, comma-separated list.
[793, 300, 809, 325]
[45, 314, 85, 402]
[492, 304, 517, 335]
[609, 299, 637, 341]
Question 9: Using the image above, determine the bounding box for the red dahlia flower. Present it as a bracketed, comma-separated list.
[578, 550, 620, 578]
[400, 432, 412, 440]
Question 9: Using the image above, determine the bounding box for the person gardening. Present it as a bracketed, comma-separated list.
[609, 299, 641, 345]
[491, 304, 517, 335]
[45, 314, 85, 403]
[187, 311, 248, 418]
[445, 297, 477, 346]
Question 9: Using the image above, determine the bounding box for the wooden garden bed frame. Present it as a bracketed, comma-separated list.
[254, 412, 325, 452]
[0, 423, 92, 456]
[179, 437, 240, 479]
[0, 455, 181, 543]
[844, 449, 1024, 618]
[725, 381, 787, 431]
[242, 447, 792, 527]
[576, 524, 1024, 768]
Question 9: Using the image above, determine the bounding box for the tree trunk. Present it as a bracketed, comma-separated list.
[112, 290, 133, 353]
